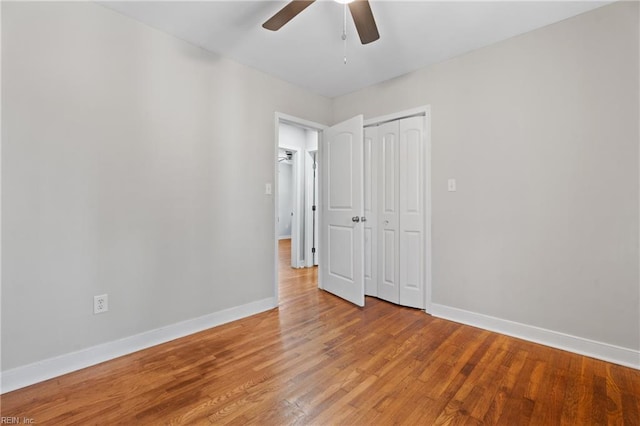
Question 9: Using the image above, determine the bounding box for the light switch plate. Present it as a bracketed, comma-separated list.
[447, 178, 457, 192]
[265, 183, 272, 195]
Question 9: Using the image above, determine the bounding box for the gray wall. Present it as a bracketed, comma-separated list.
[2, 0, 638, 374]
[1, 2, 331, 370]
[334, 1, 639, 350]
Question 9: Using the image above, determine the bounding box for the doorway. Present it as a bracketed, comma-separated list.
[274, 113, 326, 303]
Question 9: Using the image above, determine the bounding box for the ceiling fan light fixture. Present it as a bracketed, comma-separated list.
[263, 0, 379, 45]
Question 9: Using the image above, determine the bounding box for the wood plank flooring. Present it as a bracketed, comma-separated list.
[2, 238, 639, 424]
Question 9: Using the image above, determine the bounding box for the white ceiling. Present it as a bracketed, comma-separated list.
[100, 1, 611, 98]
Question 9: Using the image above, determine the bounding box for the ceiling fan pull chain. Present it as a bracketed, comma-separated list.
[342, 3, 348, 64]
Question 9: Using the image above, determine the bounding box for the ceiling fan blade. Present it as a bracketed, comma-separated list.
[263, 0, 316, 31]
[348, 0, 380, 45]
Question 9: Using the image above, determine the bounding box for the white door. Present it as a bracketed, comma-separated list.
[320, 115, 365, 306]
[290, 150, 301, 268]
[375, 116, 426, 309]
[399, 116, 425, 308]
[364, 126, 378, 296]
[377, 120, 400, 304]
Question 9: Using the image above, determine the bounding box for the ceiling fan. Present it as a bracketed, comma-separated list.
[262, 0, 380, 45]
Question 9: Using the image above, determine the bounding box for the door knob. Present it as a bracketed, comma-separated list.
[352, 216, 360, 223]
[361, 217, 367, 222]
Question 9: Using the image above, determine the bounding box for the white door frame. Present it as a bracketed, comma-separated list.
[304, 149, 318, 268]
[364, 105, 432, 313]
[274, 113, 327, 303]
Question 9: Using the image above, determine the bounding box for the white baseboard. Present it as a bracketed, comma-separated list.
[278, 235, 291, 240]
[430, 303, 639, 370]
[0, 297, 278, 394]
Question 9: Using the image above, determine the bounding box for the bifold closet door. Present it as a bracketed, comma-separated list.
[377, 121, 400, 304]
[375, 116, 425, 309]
[364, 126, 378, 296]
[399, 116, 425, 308]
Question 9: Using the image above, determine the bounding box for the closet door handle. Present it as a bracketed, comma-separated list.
[360, 217, 367, 222]
[352, 216, 360, 223]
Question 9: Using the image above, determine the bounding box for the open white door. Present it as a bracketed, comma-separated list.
[320, 115, 365, 307]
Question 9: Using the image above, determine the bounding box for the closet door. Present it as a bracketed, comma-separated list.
[399, 116, 425, 308]
[364, 126, 378, 297]
[377, 121, 400, 304]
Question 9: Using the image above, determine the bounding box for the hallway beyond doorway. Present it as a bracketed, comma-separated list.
[278, 238, 317, 301]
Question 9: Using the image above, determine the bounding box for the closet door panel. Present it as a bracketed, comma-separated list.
[363, 126, 378, 296]
[383, 230, 396, 282]
[399, 117, 425, 308]
[379, 230, 396, 301]
[402, 231, 421, 288]
[377, 121, 400, 304]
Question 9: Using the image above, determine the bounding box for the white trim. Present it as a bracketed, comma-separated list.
[278, 235, 291, 240]
[431, 303, 640, 370]
[304, 150, 317, 268]
[0, 297, 277, 394]
[363, 106, 428, 128]
[317, 129, 324, 290]
[273, 117, 280, 305]
[423, 107, 432, 314]
[277, 113, 328, 132]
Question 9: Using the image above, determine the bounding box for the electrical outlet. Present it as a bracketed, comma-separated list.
[94, 294, 108, 314]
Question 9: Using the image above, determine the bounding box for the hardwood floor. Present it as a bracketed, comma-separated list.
[2, 239, 639, 425]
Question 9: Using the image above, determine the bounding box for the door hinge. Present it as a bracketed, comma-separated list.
[312, 205, 316, 211]
[311, 247, 316, 254]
